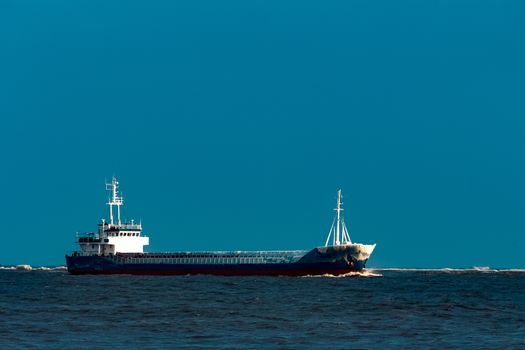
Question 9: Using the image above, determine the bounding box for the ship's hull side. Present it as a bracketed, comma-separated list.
[65, 244, 375, 276]
[65, 256, 366, 276]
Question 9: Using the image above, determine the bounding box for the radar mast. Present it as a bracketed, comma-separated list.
[106, 176, 124, 226]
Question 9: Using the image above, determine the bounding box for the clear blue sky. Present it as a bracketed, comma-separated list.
[1, 0, 524, 267]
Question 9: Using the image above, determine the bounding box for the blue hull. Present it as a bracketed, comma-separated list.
[66, 246, 370, 276]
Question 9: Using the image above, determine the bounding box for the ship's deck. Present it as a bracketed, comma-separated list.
[114, 250, 309, 265]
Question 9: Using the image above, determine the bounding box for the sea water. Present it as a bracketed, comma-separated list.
[0, 268, 524, 349]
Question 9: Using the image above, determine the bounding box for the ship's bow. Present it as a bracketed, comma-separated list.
[298, 243, 376, 272]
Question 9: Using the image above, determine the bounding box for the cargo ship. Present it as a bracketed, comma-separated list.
[65, 177, 376, 276]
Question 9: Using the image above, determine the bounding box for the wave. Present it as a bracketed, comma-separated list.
[375, 267, 525, 273]
[0, 265, 67, 272]
[34, 266, 68, 271]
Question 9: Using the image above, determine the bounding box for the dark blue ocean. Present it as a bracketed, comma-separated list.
[1, 268, 524, 349]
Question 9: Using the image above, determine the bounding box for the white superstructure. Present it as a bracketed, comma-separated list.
[76, 177, 149, 256]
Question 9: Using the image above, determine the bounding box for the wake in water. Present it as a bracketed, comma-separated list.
[301, 269, 383, 278]
[2, 266, 523, 274]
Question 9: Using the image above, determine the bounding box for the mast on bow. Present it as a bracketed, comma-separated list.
[324, 189, 352, 246]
